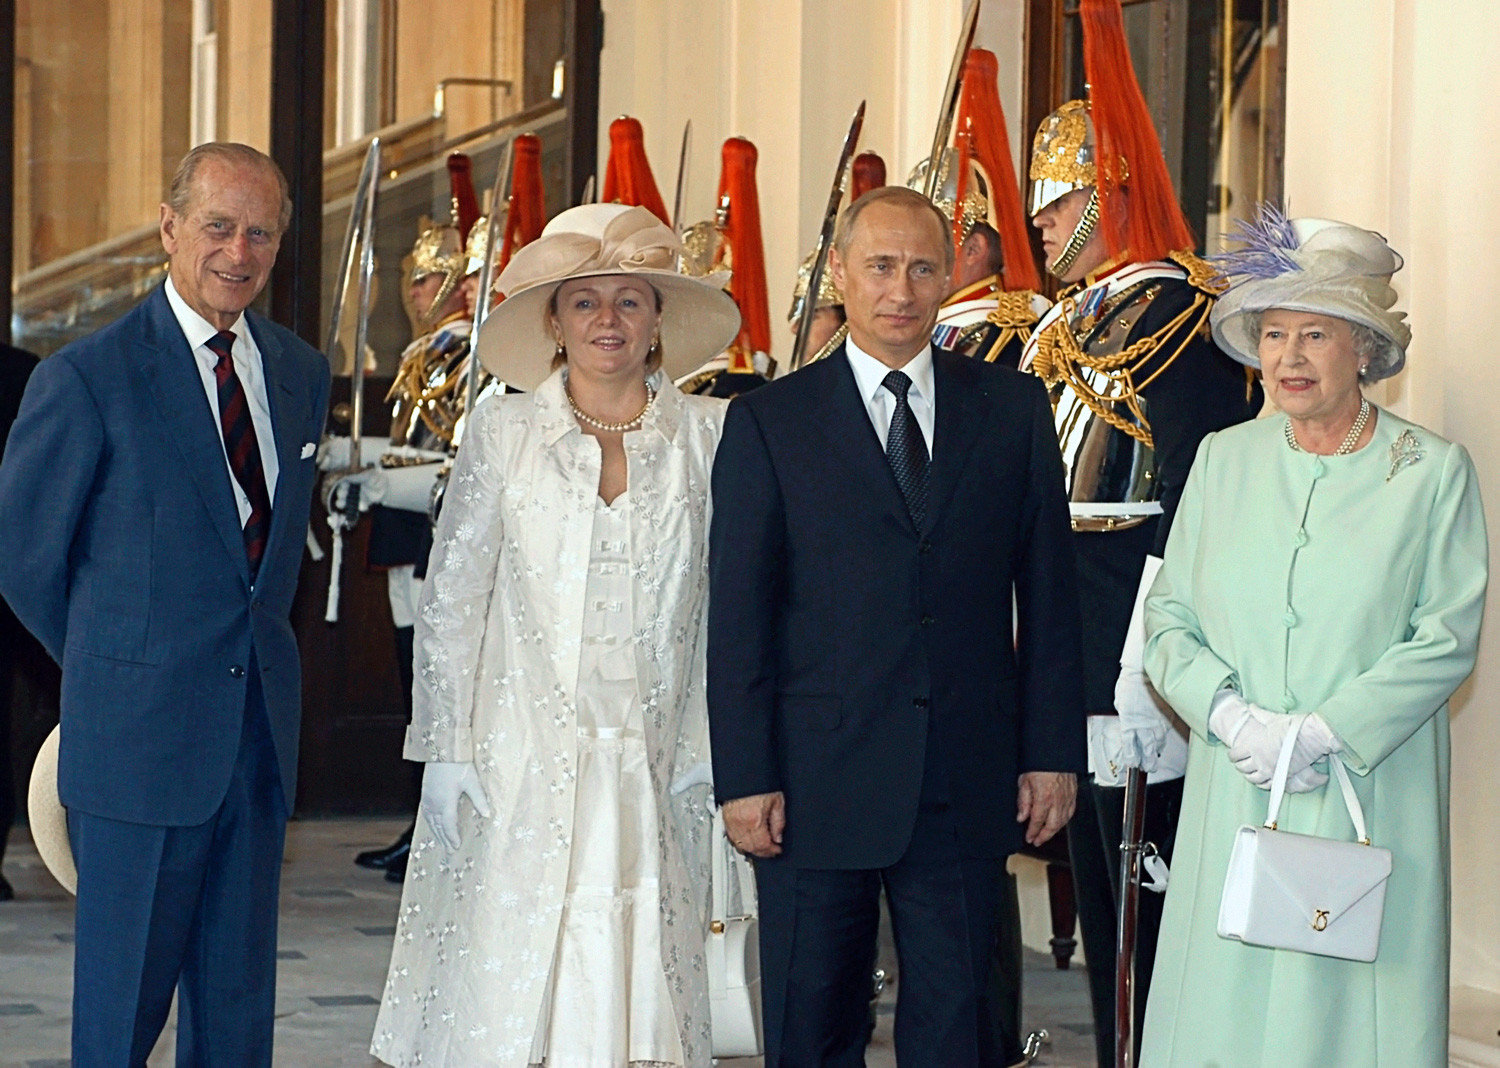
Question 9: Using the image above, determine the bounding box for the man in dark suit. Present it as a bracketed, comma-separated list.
[707, 186, 1086, 1067]
[0, 143, 329, 1065]
[0, 341, 40, 902]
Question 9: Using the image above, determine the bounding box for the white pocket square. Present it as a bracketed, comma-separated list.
[300, 442, 316, 459]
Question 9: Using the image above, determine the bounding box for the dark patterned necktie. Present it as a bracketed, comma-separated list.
[882, 369, 929, 527]
[206, 330, 273, 578]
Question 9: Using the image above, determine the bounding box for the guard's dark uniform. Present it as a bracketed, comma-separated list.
[1024, 251, 1262, 1066]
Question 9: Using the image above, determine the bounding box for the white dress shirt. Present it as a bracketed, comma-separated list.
[165, 277, 280, 524]
[844, 337, 936, 452]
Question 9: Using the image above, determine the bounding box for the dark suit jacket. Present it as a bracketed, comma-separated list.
[707, 344, 1086, 869]
[0, 285, 330, 826]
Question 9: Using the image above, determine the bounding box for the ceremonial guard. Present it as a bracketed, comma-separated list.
[677, 136, 774, 396]
[783, 151, 885, 368]
[916, 50, 1048, 370]
[460, 131, 546, 329]
[1019, 2, 1263, 1063]
[321, 154, 481, 881]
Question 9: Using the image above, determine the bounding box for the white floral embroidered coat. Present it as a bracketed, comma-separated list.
[371, 368, 726, 1067]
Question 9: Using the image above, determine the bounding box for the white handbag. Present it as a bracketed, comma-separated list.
[1218, 715, 1392, 962]
[708, 807, 764, 1056]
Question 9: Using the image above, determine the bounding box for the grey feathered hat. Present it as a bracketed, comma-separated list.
[1209, 205, 1411, 381]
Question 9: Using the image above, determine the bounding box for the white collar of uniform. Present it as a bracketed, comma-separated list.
[845, 335, 935, 407]
[164, 275, 250, 354]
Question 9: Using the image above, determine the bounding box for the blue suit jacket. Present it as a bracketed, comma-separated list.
[0, 285, 330, 825]
[707, 345, 1086, 868]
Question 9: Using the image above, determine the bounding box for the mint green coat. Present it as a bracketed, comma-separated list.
[1140, 408, 1488, 1068]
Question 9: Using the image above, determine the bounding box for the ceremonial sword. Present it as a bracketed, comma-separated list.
[789, 100, 865, 372]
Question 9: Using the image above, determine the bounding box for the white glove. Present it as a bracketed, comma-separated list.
[1115, 665, 1170, 773]
[1207, 688, 1255, 746]
[1225, 706, 1340, 790]
[1115, 555, 1170, 772]
[420, 761, 493, 852]
[316, 435, 352, 471]
[326, 467, 388, 514]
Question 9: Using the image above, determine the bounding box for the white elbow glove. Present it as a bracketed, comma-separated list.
[1115, 556, 1171, 773]
[420, 761, 493, 852]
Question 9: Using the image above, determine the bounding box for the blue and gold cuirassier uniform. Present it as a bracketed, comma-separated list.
[1021, 249, 1261, 720]
[932, 274, 1051, 370]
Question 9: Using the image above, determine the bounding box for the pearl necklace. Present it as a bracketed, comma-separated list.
[1284, 397, 1371, 456]
[566, 382, 656, 433]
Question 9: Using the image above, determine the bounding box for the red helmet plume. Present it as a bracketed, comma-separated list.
[954, 48, 1041, 291]
[601, 116, 670, 225]
[1080, 0, 1195, 261]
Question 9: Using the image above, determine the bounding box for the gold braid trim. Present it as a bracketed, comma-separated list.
[676, 368, 720, 395]
[987, 289, 1043, 329]
[1167, 249, 1229, 296]
[1030, 291, 1215, 449]
[386, 340, 473, 447]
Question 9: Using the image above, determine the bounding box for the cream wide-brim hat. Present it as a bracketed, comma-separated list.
[474, 203, 741, 392]
[1210, 214, 1412, 381]
[27, 725, 76, 895]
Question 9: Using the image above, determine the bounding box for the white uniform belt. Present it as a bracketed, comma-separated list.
[1068, 502, 1164, 517]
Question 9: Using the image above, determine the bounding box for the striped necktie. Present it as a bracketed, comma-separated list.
[882, 369, 930, 527]
[206, 330, 273, 579]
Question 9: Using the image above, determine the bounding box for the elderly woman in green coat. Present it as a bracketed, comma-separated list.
[1138, 208, 1488, 1068]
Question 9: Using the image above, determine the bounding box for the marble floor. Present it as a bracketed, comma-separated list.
[0, 820, 1096, 1068]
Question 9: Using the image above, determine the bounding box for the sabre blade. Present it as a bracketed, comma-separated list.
[923, 0, 982, 199]
[1115, 767, 1148, 1068]
[790, 100, 866, 372]
[324, 137, 382, 364]
[467, 137, 514, 423]
[672, 120, 693, 232]
[349, 162, 379, 472]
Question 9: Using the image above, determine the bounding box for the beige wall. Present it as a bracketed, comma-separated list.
[392, 0, 522, 140]
[1284, 0, 1500, 997]
[598, 0, 1029, 367]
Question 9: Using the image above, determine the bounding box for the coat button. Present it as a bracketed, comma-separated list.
[913, 697, 930, 709]
[1282, 609, 1297, 627]
[1310, 458, 1326, 479]
[1282, 688, 1296, 710]
[230, 665, 245, 678]
[1293, 528, 1309, 548]
[919, 541, 933, 554]
[921, 614, 935, 626]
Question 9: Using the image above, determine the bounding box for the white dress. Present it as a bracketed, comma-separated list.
[528, 493, 683, 1067]
[370, 370, 724, 1068]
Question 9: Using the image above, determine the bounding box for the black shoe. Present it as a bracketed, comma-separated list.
[385, 851, 408, 883]
[0, 873, 12, 902]
[355, 827, 412, 871]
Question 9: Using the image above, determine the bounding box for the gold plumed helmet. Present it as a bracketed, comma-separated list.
[907, 148, 996, 242]
[406, 223, 465, 327]
[786, 248, 843, 324]
[463, 215, 490, 277]
[678, 217, 726, 281]
[1028, 99, 1105, 217]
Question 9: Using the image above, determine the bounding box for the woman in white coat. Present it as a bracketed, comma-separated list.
[371, 204, 742, 1068]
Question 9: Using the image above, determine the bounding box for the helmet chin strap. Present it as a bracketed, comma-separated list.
[418, 270, 463, 326]
[1047, 188, 1102, 279]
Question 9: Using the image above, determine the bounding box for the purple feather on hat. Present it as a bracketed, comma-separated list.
[1210, 203, 1301, 282]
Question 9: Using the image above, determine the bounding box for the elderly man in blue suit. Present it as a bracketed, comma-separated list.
[0, 142, 329, 1066]
[708, 186, 1086, 1066]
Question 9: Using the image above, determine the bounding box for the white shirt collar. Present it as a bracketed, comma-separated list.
[164, 276, 249, 353]
[844, 335, 935, 407]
